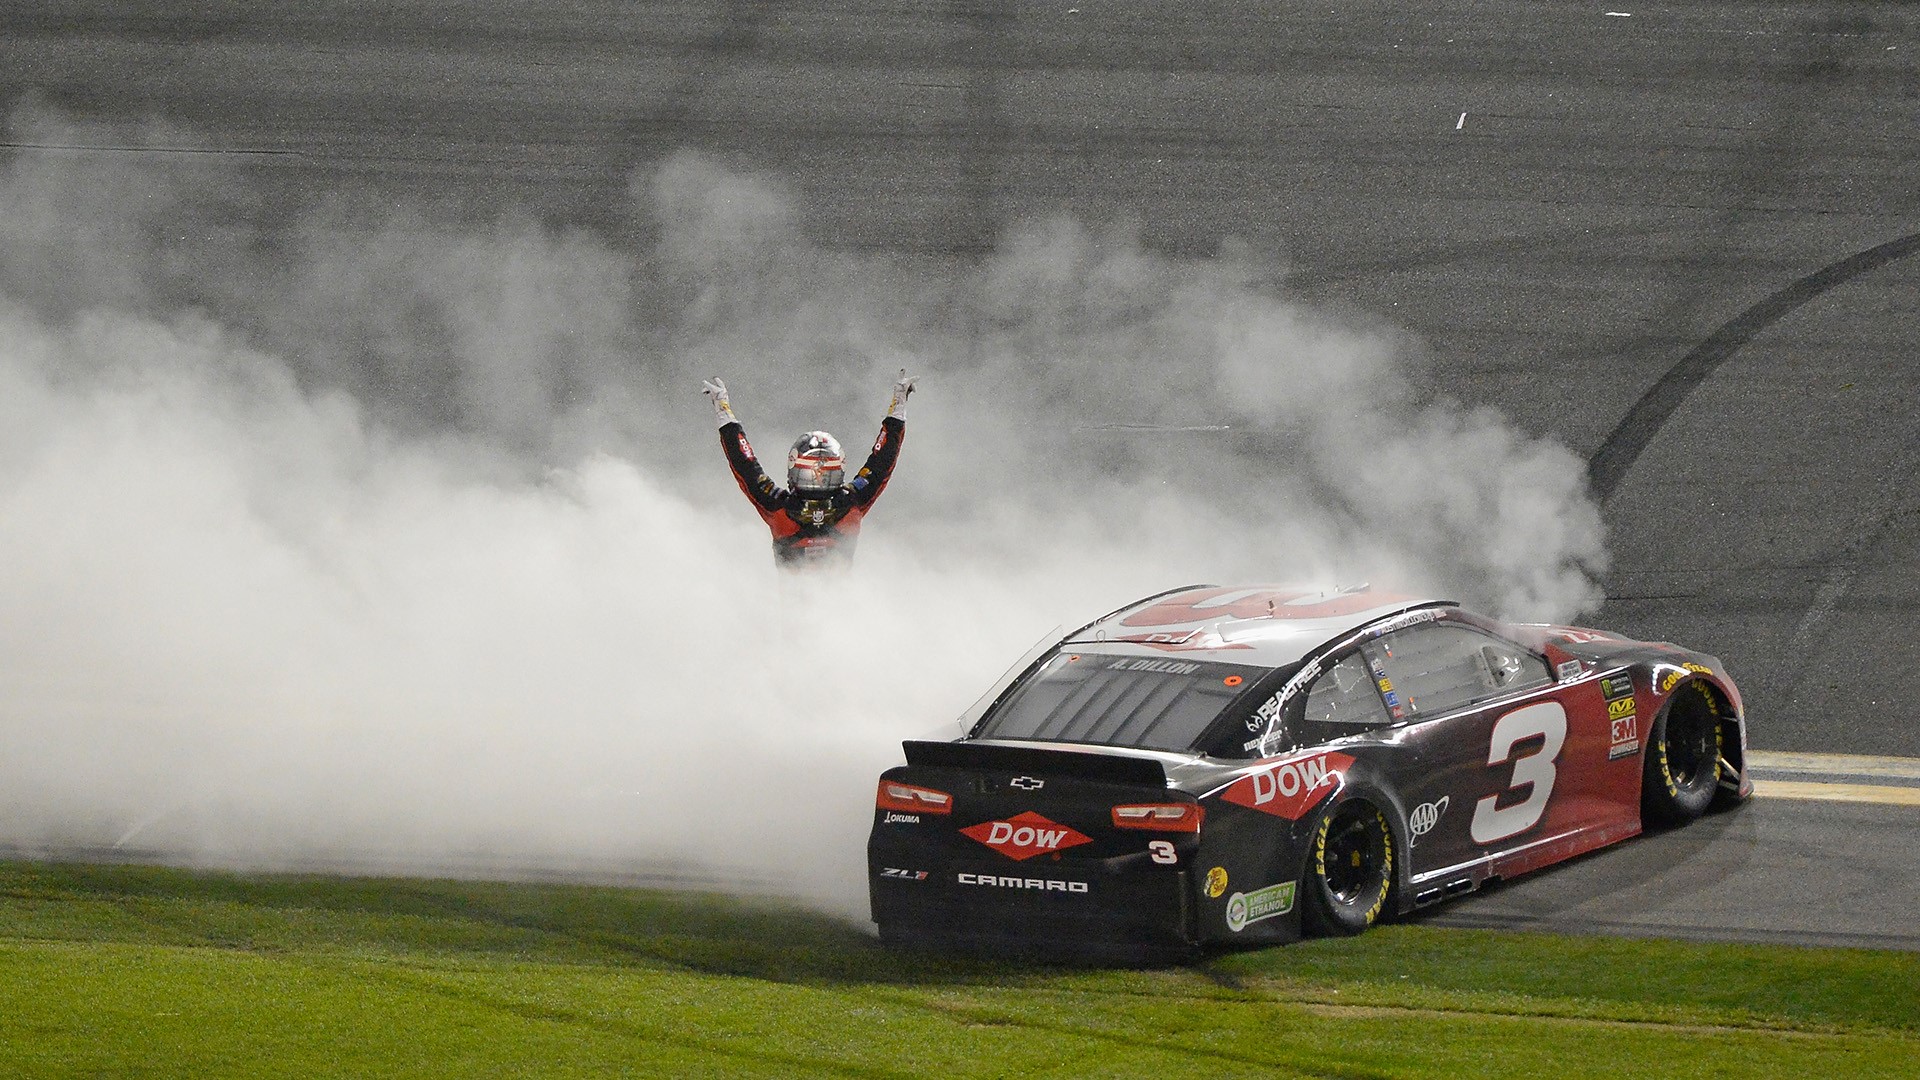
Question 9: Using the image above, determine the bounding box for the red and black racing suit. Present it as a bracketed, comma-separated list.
[719, 417, 905, 566]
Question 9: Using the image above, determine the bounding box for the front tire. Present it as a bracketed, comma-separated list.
[1642, 681, 1722, 827]
[1300, 798, 1395, 936]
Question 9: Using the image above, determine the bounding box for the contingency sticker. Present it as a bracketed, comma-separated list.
[1204, 866, 1229, 898]
[1224, 882, 1296, 932]
[1599, 673, 1634, 702]
[1369, 658, 1406, 718]
[1606, 676, 1640, 760]
[1609, 711, 1640, 760]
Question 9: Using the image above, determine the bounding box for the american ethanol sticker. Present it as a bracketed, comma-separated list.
[1224, 881, 1296, 932]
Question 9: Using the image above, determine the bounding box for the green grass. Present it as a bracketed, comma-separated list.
[2, 861, 1915, 1078]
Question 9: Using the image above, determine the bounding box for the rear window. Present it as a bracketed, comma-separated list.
[972, 651, 1274, 752]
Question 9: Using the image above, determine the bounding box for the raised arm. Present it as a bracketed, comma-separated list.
[849, 369, 914, 508]
[704, 377, 784, 514]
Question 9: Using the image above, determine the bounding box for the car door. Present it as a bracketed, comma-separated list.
[1351, 620, 1585, 882]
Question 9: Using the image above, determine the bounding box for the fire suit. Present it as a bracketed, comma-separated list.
[719, 417, 905, 567]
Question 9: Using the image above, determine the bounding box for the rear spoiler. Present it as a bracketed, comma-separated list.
[902, 740, 1168, 787]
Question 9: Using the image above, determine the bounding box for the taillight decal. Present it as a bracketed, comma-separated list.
[1111, 803, 1204, 832]
[876, 780, 953, 815]
[961, 811, 1092, 861]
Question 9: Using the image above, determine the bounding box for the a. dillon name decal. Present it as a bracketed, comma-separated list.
[1219, 752, 1354, 820]
[1107, 658, 1202, 674]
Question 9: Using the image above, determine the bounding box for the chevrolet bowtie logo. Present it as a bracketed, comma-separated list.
[1009, 776, 1045, 790]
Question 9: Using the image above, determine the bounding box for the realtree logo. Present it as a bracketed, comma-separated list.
[961, 811, 1092, 861]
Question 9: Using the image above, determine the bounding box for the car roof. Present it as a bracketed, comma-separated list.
[1064, 584, 1453, 669]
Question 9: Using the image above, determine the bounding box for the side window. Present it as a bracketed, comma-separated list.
[1300, 652, 1393, 731]
[1361, 624, 1550, 720]
[1479, 636, 1552, 696]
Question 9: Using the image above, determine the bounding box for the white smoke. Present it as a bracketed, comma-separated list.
[0, 103, 1605, 921]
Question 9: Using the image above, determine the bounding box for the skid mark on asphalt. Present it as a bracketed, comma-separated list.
[1773, 427, 1920, 709]
[1587, 11, 1870, 503]
[1586, 229, 1920, 503]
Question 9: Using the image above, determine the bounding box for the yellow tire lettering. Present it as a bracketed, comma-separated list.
[1364, 814, 1392, 923]
[1314, 816, 1328, 881]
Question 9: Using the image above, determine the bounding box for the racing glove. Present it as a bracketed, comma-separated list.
[886, 368, 917, 421]
[702, 377, 737, 428]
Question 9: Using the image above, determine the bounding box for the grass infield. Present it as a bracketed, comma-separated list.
[1, 860, 1914, 1078]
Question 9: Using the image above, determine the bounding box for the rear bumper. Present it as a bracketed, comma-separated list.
[870, 858, 1196, 956]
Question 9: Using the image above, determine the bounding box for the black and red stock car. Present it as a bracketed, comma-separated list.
[868, 585, 1751, 956]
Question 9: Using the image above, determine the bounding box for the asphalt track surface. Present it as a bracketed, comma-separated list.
[3, 2, 1917, 947]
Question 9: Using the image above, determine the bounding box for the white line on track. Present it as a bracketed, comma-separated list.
[1751, 781, 1920, 807]
[1747, 750, 1920, 781]
[1745, 750, 1920, 806]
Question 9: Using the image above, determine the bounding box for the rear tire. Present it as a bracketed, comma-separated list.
[1642, 681, 1722, 827]
[1300, 798, 1395, 937]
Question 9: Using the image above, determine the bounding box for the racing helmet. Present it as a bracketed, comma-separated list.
[787, 431, 845, 491]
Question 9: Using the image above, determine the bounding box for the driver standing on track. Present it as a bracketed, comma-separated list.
[702, 369, 915, 569]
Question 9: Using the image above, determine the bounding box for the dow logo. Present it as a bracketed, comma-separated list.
[1220, 752, 1355, 820]
[961, 811, 1092, 861]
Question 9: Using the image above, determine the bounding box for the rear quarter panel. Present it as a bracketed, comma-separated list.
[1189, 748, 1409, 944]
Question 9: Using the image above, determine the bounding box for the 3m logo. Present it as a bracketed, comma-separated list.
[961, 812, 1092, 861]
[1220, 752, 1355, 820]
[1609, 714, 1640, 760]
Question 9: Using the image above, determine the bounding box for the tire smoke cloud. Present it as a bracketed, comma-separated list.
[0, 103, 1605, 920]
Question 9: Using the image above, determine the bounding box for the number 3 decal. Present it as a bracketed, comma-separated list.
[1148, 840, 1178, 865]
[1469, 701, 1567, 844]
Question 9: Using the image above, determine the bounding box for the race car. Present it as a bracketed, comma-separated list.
[868, 584, 1750, 956]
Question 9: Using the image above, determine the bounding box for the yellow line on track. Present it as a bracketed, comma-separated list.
[1751, 780, 1920, 807]
[1746, 750, 1920, 781]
